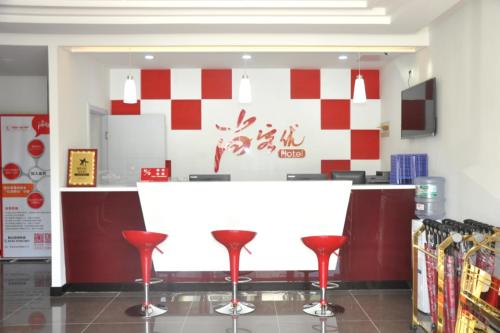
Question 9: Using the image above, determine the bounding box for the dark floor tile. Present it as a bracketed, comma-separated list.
[84, 321, 185, 333]
[187, 291, 276, 316]
[93, 295, 189, 323]
[0, 323, 87, 333]
[183, 315, 279, 333]
[2, 296, 116, 326]
[274, 294, 368, 321]
[374, 320, 420, 333]
[279, 319, 378, 333]
[353, 292, 412, 321]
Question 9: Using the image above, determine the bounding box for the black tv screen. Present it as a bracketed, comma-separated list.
[401, 78, 436, 138]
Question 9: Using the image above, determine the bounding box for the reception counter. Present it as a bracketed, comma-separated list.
[60, 183, 415, 286]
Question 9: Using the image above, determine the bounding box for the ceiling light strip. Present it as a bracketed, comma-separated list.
[3, 0, 368, 9]
[68, 45, 417, 53]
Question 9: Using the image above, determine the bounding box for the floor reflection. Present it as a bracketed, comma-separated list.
[0, 261, 415, 333]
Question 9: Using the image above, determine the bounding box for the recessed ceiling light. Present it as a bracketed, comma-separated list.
[144, 54, 155, 60]
[242, 54, 252, 60]
[338, 55, 348, 60]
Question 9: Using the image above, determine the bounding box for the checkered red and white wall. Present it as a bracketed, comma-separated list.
[109, 68, 381, 180]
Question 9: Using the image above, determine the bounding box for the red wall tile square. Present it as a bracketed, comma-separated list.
[291, 69, 320, 99]
[202, 69, 232, 99]
[321, 99, 350, 130]
[171, 100, 201, 130]
[350, 70, 379, 99]
[321, 160, 351, 179]
[111, 100, 140, 115]
[351, 130, 380, 159]
[141, 69, 171, 99]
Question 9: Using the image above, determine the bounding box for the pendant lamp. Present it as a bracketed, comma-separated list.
[352, 53, 367, 104]
[238, 55, 252, 104]
[238, 74, 252, 104]
[123, 53, 137, 104]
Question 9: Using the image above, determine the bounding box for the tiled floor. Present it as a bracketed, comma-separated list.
[0, 261, 423, 332]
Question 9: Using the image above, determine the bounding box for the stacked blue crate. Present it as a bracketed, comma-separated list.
[390, 154, 428, 184]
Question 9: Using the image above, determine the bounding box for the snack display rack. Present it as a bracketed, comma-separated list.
[411, 219, 499, 333]
[455, 232, 499, 333]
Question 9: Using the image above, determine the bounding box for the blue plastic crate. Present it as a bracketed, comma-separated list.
[390, 154, 428, 184]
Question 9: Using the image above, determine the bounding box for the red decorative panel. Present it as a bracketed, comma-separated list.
[171, 100, 202, 130]
[290, 69, 320, 99]
[202, 69, 232, 99]
[321, 99, 350, 130]
[321, 160, 351, 179]
[141, 69, 171, 99]
[350, 70, 379, 99]
[111, 100, 140, 115]
[351, 130, 380, 160]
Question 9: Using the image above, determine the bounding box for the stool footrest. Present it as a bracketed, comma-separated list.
[224, 276, 252, 283]
[134, 277, 163, 285]
[214, 301, 255, 315]
[125, 303, 167, 318]
[311, 281, 339, 289]
[303, 302, 344, 317]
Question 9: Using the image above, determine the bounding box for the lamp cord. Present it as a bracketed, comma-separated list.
[358, 52, 361, 76]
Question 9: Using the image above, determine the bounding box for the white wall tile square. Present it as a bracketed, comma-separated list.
[350, 160, 382, 175]
[316, 130, 351, 160]
[320, 69, 351, 99]
[171, 68, 201, 99]
[110, 68, 141, 100]
[140, 100, 171, 129]
[350, 100, 381, 129]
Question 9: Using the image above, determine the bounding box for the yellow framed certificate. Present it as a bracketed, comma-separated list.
[67, 149, 97, 187]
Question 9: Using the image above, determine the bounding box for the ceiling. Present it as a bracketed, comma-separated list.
[0, 0, 462, 34]
[0, 45, 48, 75]
[87, 52, 399, 69]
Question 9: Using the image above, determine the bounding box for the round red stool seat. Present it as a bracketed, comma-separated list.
[301, 235, 347, 317]
[122, 230, 167, 318]
[212, 230, 256, 315]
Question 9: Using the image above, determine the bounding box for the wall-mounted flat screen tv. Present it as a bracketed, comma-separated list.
[401, 78, 437, 138]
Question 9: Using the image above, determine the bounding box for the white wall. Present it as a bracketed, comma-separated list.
[50, 49, 109, 287]
[0, 76, 48, 114]
[57, 49, 110, 184]
[381, 0, 500, 226]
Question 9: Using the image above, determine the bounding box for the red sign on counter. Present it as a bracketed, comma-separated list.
[140, 168, 169, 182]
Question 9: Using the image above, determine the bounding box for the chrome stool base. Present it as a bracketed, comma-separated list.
[215, 301, 256, 315]
[125, 303, 167, 318]
[303, 302, 344, 317]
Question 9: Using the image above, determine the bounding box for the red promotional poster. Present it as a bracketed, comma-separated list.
[1, 115, 51, 258]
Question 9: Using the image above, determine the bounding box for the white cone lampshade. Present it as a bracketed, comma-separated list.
[123, 75, 137, 104]
[352, 74, 367, 104]
[238, 74, 252, 104]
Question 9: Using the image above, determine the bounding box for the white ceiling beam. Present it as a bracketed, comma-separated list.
[0, 15, 391, 25]
[1, 0, 369, 9]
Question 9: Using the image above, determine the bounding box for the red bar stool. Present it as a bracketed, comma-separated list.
[301, 235, 348, 317]
[212, 230, 256, 315]
[122, 230, 168, 318]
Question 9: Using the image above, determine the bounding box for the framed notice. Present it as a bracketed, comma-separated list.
[67, 149, 97, 187]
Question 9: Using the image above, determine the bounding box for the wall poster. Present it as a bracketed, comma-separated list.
[1, 115, 51, 258]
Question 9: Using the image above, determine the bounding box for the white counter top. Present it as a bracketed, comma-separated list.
[60, 183, 415, 192]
